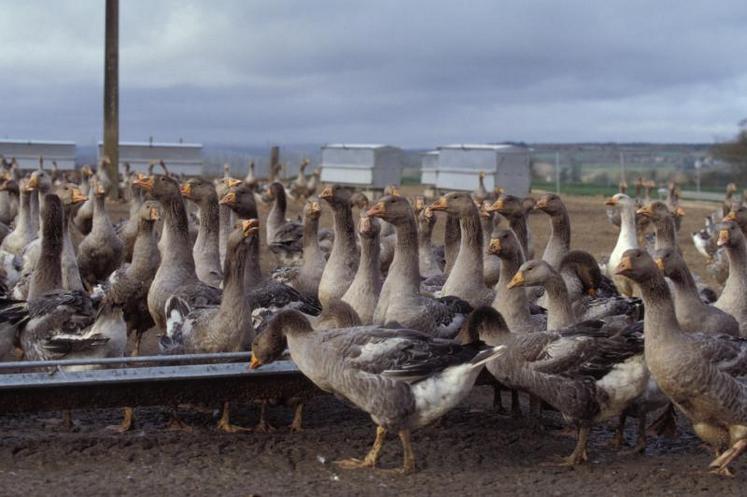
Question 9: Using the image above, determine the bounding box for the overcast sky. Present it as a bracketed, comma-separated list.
[1, 0, 746, 147]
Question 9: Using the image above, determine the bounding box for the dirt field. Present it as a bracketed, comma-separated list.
[1, 189, 742, 496]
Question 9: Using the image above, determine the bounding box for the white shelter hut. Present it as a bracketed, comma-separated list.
[0, 139, 77, 170]
[434, 144, 530, 196]
[320, 144, 404, 188]
[98, 141, 203, 176]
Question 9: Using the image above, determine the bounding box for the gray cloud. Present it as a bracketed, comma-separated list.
[0, 0, 746, 146]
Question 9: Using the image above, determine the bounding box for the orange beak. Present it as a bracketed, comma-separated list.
[615, 256, 633, 275]
[241, 218, 260, 237]
[717, 229, 730, 247]
[360, 215, 372, 234]
[319, 186, 333, 200]
[180, 183, 192, 198]
[605, 197, 617, 206]
[149, 207, 160, 221]
[507, 271, 525, 289]
[219, 192, 237, 206]
[308, 201, 321, 214]
[654, 258, 665, 271]
[250, 352, 262, 369]
[486, 198, 504, 212]
[27, 175, 39, 190]
[133, 175, 154, 192]
[636, 206, 653, 217]
[723, 211, 737, 222]
[429, 196, 448, 211]
[535, 197, 548, 209]
[71, 188, 87, 205]
[95, 183, 106, 196]
[226, 178, 242, 188]
[423, 207, 433, 219]
[366, 201, 386, 218]
[674, 207, 685, 217]
[488, 238, 502, 255]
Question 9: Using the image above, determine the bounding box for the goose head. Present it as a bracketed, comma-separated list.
[55, 183, 88, 210]
[358, 213, 380, 239]
[303, 199, 322, 221]
[507, 260, 556, 289]
[250, 310, 313, 369]
[350, 191, 370, 210]
[139, 200, 161, 223]
[27, 169, 52, 194]
[717, 221, 744, 249]
[133, 174, 180, 201]
[366, 195, 413, 225]
[636, 201, 671, 222]
[558, 250, 603, 297]
[535, 193, 565, 216]
[91, 176, 111, 197]
[604, 192, 634, 209]
[488, 229, 522, 259]
[614, 248, 658, 283]
[429, 191, 477, 216]
[486, 193, 524, 217]
[723, 205, 747, 230]
[180, 177, 216, 203]
[219, 184, 258, 219]
[267, 182, 285, 200]
[225, 218, 259, 254]
[456, 306, 510, 345]
[0, 178, 19, 195]
[319, 183, 354, 207]
[652, 247, 681, 277]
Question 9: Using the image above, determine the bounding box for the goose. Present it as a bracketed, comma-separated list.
[508, 259, 640, 330]
[284, 200, 327, 301]
[604, 193, 638, 296]
[636, 201, 679, 252]
[1, 180, 36, 256]
[488, 229, 546, 333]
[443, 212, 461, 275]
[115, 177, 147, 263]
[473, 171, 488, 204]
[306, 168, 321, 198]
[722, 182, 738, 218]
[250, 309, 505, 474]
[414, 198, 442, 280]
[368, 195, 469, 337]
[215, 177, 241, 265]
[289, 159, 309, 200]
[244, 161, 258, 191]
[0, 175, 19, 226]
[318, 184, 359, 308]
[713, 221, 747, 335]
[27, 168, 53, 234]
[95, 200, 161, 357]
[653, 247, 739, 336]
[467, 306, 647, 465]
[486, 193, 534, 261]
[134, 174, 221, 331]
[77, 177, 124, 287]
[535, 193, 571, 269]
[266, 182, 304, 266]
[341, 214, 382, 324]
[724, 204, 747, 236]
[73, 165, 96, 235]
[692, 225, 718, 262]
[160, 220, 257, 432]
[430, 192, 494, 307]
[180, 177, 223, 287]
[614, 249, 747, 475]
[479, 201, 501, 288]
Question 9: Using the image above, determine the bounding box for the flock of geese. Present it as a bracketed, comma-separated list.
[0, 156, 745, 477]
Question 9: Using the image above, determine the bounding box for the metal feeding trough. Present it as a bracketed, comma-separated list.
[0, 353, 316, 414]
[0, 352, 499, 414]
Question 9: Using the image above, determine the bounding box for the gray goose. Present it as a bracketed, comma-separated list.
[429, 192, 494, 307]
[134, 174, 221, 332]
[615, 249, 747, 475]
[180, 177, 223, 287]
[479, 201, 501, 288]
[27, 168, 52, 235]
[467, 306, 647, 465]
[341, 214, 382, 324]
[713, 221, 747, 335]
[215, 177, 242, 265]
[368, 195, 469, 337]
[286, 200, 327, 301]
[1, 180, 35, 256]
[266, 182, 304, 266]
[0, 175, 19, 227]
[73, 165, 96, 235]
[604, 193, 638, 297]
[486, 193, 534, 261]
[508, 259, 640, 331]
[535, 193, 571, 269]
[653, 247, 739, 337]
[77, 177, 124, 287]
[160, 220, 257, 432]
[115, 177, 146, 263]
[250, 309, 504, 474]
[318, 184, 359, 308]
[636, 201, 679, 252]
[414, 198, 442, 281]
[489, 229, 546, 333]
[289, 159, 309, 200]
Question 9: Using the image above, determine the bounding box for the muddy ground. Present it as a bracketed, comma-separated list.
[0, 190, 740, 496]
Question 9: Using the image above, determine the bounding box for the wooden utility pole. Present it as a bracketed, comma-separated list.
[103, 0, 120, 198]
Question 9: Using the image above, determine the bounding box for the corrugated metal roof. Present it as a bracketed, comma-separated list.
[439, 144, 514, 150]
[0, 139, 76, 146]
[97, 141, 202, 148]
[323, 144, 390, 149]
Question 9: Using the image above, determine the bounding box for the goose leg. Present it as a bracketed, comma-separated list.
[511, 390, 522, 418]
[632, 414, 648, 453]
[610, 414, 627, 449]
[107, 407, 135, 433]
[335, 426, 387, 469]
[709, 439, 747, 476]
[254, 401, 276, 432]
[398, 429, 416, 474]
[217, 401, 251, 433]
[492, 384, 506, 414]
[289, 402, 304, 432]
[562, 426, 590, 466]
[648, 403, 677, 438]
[166, 408, 193, 432]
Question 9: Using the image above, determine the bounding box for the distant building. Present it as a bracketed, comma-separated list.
[0, 139, 76, 170]
[433, 144, 531, 195]
[420, 150, 439, 185]
[97, 141, 203, 176]
[320, 144, 403, 188]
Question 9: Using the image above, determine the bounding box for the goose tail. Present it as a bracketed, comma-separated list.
[469, 345, 506, 368]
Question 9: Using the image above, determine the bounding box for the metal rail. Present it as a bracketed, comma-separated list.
[0, 351, 253, 371]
